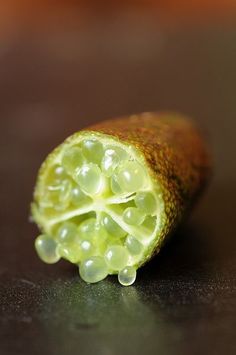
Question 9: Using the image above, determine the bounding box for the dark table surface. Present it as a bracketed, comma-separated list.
[0, 17, 236, 355]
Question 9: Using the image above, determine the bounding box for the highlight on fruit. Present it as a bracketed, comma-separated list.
[31, 112, 211, 286]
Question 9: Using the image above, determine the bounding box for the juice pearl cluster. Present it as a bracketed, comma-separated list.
[34, 136, 160, 286]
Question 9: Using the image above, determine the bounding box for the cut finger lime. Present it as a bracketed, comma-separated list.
[31, 112, 211, 285]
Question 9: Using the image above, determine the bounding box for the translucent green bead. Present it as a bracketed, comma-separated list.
[81, 139, 104, 164]
[58, 179, 72, 205]
[38, 206, 57, 218]
[122, 207, 146, 226]
[45, 184, 62, 206]
[101, 149, 120, 177]
[46, 179, 72, 211]
[110, 175, 123, 194]
[118, 266, 137, 286]
[45, 165, 67, 185]
[125, 235, 143, 256]
[57, 222, 78, 244]
[108, 146, 129, 160]
[35, 235, 60, 264]
[57, 243, 81, 263]
[75, 164, 103, 195]
[105, 246, 129, 270]
[115, 161, 147, 193]
[142, 216, 157, 233]
[135, 191, 157, 214]
[54, 165, 66, 178]
[78, 218, 98, 240]
[102, 214, 127, 238]
[71, 187, 92, 206]
[97, 235, 109, 254]
[79, 256, 108, 283]
[61, 146, 85, 175]
[79, 239, 96, 259]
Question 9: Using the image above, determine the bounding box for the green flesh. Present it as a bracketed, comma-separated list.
[32, 132, 165, 286]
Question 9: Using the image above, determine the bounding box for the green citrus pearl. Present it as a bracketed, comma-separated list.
[97, 234, 110, 254]
[78, 218, 98, 239]
[105, 245, 129, 270]
[142, 215, 157, 233]
[61, 146, 85, 175]
[118, 266, 137, 286]
[81, 139, 104, 164]
[115, 161, 147, 193]
[122, 207, 146, 226]
[135, 191, 157, 215]
[101, 149, 120, 177]
[58, 179, 72, 205]
[75, 164, 103, 195]
[108, 146, 129, 160]
[79, 256, 108, 283]
[57, 243, 81, 263]
[46, 179, 72, 211]
[102, 214, 127, 238]
[54, 165, 66, 177]
[71, 187, 92, 206]
[110, 175, 123, 194]
[57, 222, 78, 244]
[46, 165, 68, 185]
[79, 239, 96, 258]
[45, 184, 61, 206]
[35, 235, 60, 264]
[125, 235, 143, 256]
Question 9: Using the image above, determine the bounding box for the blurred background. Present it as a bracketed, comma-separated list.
[0, 0, 236, 184]
[1, 2, 236, 355]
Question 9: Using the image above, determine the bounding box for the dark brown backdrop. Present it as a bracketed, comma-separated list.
[0, 5, 236, 355]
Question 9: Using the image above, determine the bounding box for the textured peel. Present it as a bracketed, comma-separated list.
[31, 112, 211, 285]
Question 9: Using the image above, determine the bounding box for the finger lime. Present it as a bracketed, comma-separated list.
[32, 113, 210, 285]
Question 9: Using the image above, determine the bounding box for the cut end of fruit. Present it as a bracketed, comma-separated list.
[32, 132, 165, 286]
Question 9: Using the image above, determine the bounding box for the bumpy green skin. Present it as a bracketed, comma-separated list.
[82, 112, 211, 263]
